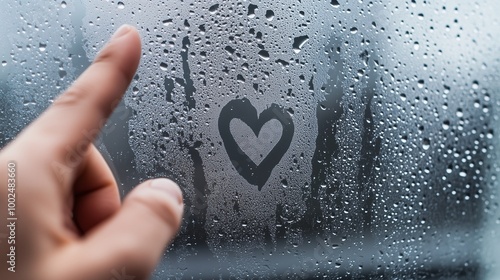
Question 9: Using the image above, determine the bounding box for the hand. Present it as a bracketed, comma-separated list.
[0, 25, 184, 280]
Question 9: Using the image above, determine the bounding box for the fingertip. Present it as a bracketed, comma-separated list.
[109, 24, 141, 45]
[93, 24, 142, 81]
[124, 179, 184, 231]
[150, 178, 183, 205]
[110, 24, 133, 40]
[112, 24, 142, 57]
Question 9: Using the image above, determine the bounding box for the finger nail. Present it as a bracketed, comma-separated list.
[150, 178, 183, 204]
[111, 24, 132, 40]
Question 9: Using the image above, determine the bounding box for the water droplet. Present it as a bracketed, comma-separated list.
[39, 43, 47, 52]
[58, 70, 67, 78]
[422, 138, 430, 150]
[446, 166, 453, 174]
[413, 41, 420, 50]
[209, 4, 219, 13]
[292, 35, 309, 54]
[265, 10, 274, 21]
[60, 1, 67, 8]
[248, 4, 258, 18]
[417, 79, 424, 88]
[281, 179, 288, 188]
[442, 120, 450, 130]
[117, 2, 125, 9]
[330, 0, 340, 8]
[162, 19, 173, 26]
[225, 45, 235, 55]
[258, 50, 270, 60]
[350, 27, 358, 34]
[160, 62, 168, 71]
[1, 61, 6, 67]
[487, 129, 494, 139]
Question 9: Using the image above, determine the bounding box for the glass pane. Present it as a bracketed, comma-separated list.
[1, 0, 500, 278]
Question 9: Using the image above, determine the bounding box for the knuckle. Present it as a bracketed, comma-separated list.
[93, 40, 121, 66]
[54, 85, 86, 108]
[56, 82, 111, 121]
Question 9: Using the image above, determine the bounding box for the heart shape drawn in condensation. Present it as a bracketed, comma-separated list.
[218, 98, 294, 190]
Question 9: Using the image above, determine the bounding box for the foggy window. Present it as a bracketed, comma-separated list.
[1, 0, 500, 278]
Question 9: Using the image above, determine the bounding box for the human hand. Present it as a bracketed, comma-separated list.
[0, 25, 184, 280]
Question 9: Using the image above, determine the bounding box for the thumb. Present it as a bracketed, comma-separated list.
[52, 179, 184, 280]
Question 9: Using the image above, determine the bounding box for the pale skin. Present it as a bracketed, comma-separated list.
[0, 25, 184, 280]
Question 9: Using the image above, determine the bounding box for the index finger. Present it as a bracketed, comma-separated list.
[15, 25, 141, 162]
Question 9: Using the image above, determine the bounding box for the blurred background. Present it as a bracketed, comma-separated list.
[1, 0, 500, 279]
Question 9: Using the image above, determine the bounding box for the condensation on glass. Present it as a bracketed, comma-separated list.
[1, 0, 500, 278]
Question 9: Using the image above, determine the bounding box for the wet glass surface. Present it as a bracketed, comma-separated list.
[1, 0, 500, 278]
